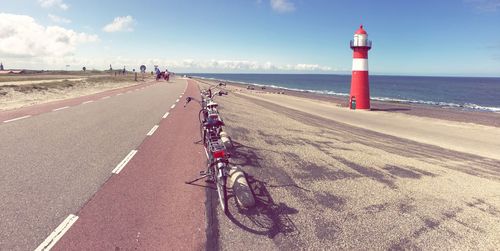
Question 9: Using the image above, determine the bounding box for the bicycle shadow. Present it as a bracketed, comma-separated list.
[225, 175, 299, 238]
[228, 140, 264, 169]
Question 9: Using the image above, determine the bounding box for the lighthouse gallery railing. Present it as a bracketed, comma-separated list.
[350, 40, 372, 49]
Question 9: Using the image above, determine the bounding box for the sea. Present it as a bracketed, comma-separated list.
[188, 74, 500, 113]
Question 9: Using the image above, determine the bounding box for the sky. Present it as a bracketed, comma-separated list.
[1, 0, 500, 76]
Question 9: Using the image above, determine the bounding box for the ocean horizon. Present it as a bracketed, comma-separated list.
[187, 73, 500, 113]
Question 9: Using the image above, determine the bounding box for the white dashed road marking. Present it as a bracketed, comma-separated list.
[147, 125, 159, 136]
[176, 99, 180, 103]
[82, 100, 94, 105]
[183, 82, 188, 93]
[112, 150, 138, 174]
[171, 104, 176, 109]
[101, 96, 110, 99]
[162, 112, 169, 119]
[52, 106, 69, 112]
[35, 214, 79, 251]
[3, 115, 31, 123]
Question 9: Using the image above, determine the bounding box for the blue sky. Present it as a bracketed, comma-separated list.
[1, 0, 500, 76]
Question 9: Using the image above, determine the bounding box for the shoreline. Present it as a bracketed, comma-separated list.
[190, 75, 500, 113]
[192, 77, 500, 128]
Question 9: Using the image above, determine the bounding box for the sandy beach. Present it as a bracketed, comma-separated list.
[194, 79, 500, 250]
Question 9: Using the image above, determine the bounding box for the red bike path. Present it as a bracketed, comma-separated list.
[53, 80, 208, 250]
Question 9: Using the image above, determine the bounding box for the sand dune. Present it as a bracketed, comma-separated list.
[0, 78, 85, 86]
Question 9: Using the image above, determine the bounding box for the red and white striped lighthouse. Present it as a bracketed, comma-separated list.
[349, 25, 372, 110]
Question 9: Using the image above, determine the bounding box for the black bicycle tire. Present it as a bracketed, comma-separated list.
[199, 123, 205, 145]
[198, 109, 205, 124]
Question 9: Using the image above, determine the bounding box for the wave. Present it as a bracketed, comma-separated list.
[462, 103, 500, 112]
[192, 75, 500, 112]
[371, 97, 500, 112]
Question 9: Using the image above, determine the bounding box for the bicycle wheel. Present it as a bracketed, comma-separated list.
[198, 109, 205, 124]
[199, 123, 205, 145]
[216, 169, 228, 214]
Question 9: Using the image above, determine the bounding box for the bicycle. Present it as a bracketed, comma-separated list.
[202, 122, 230, 213]
[185, 85, 231, 213]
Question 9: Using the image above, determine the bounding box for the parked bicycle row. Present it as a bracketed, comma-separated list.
[184, 82, 253, 214]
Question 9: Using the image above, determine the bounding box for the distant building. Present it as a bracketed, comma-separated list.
[0, 62, 3, 71]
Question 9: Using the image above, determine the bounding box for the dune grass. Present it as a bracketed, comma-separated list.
[0, 73, 149, 94]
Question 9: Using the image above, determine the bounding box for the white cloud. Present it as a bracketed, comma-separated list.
[103, 16, 135, 32]
[465, 0, 500, 11]
[146, 59, 335, 72]
[2, 55, 341, 72]
[270, 0, 296, 13]
[0, 13, 98, 58]
[287, 63, 333, 71]
[48, 14, 71, 24]
[38, 0, 69, 10]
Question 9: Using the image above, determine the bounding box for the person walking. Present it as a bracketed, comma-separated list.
[155, 67, 161, 81]
[164, 68, 170, 81]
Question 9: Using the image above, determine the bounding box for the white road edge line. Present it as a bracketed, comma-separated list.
[101, 96, 110, 99]
[147, 125, 159, 136]
[34, 214, 79, 251]
[82, 100, 94, 105]
[52, 106, 69, 112]
[112, 150, 138, 174]
[162, 112, 170, 119]
[171, 104, 176, 109]
[117, 93, 123, 96]
[3, 115, 31, 123]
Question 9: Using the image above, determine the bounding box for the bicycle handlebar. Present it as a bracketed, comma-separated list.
[211, 90, 228, 100]
[184, 96, 202, 107]
[205, 86, 227, 97]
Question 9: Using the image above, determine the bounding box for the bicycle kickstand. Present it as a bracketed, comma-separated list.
[185, 174, 208, 185]
[184, 169, 213, 184]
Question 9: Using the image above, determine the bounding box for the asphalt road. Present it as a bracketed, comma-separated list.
[0, 78, 202, 250]
[53, 79, 207, 250]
